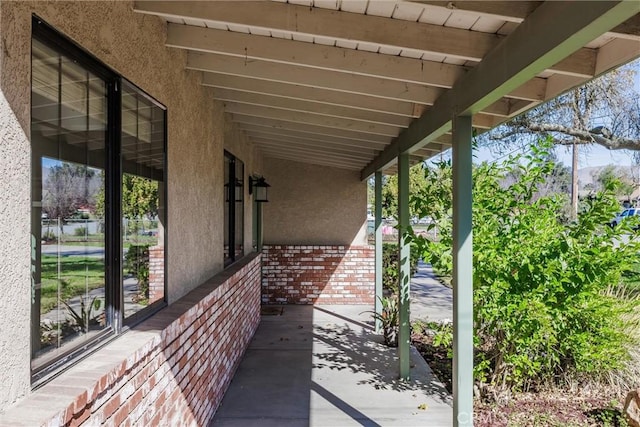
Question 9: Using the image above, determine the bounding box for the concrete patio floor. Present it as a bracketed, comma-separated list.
[211, 304, 452, 427]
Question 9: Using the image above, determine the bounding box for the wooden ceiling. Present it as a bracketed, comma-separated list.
[134, 1, 640, 178]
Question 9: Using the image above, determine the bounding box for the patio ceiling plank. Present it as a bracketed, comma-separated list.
[135, 0, 595, 77]
[224, 102, 403, 137]
[248, 133, 382, 159]
[238, 124, 389, 149]
[167, 23, 465, 88]
[214, 89, 413, 127]
[360, 0, 640, 180]
[202, 73, 420, 117]
[252, 138, 376, 159]
[231, 115, 393, 144]
[259, 149, 369, 169]
[188, 52, 446, 105]
[416, 1, 640, 40]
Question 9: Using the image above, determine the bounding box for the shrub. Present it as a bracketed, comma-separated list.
[124, 245, 150, 299]
[382, 242, 419, 294]
[411, 140, 640, 391]
[74, 226, 88, 237]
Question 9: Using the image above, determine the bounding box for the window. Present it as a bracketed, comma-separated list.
[30, 17, 167, 382]
[224, 151, 244, 266]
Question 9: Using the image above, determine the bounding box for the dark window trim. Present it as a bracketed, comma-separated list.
[224, 150, 244, 267]
[30, 15, 168, 384]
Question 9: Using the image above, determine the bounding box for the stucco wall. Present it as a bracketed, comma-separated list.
[262, 157, 368, 246]
[0, 1, 260, 410]
[0, 10, 33, 412]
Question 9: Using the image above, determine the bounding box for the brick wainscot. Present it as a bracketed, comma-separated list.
[262, 245, 374, 304]
[0, 255, 261, 427]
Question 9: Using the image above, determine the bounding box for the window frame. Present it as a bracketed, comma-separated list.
[30, 16, 168, 384]
[224, 150, 245, 266]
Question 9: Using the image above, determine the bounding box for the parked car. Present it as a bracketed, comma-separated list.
[610, 208, 640, 227]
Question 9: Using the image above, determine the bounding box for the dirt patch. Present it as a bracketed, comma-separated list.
[411, 331, 628, 426]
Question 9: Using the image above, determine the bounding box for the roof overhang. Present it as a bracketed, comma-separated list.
[133, 1, 640, 179]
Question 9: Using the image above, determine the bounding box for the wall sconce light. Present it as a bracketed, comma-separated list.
[249, 175, 270, 202]
[225, 178, 243, 202]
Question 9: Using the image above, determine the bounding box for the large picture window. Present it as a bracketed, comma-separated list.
[224, 152, 244, 266]
[30, 17, 167, 382]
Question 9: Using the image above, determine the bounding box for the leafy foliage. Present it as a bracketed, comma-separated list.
[122, 174, 159, 220]
[124, 245, 150, 300]
[411, 140, 640, 391]
[382, 243, 419, 294]
[368, 296, 399, 347]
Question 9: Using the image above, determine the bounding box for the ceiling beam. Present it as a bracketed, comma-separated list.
[188, 52, 446, 105]
[360, 0, 639, 180]
[202, 73, 419, 117]
[224, 102, 402, 137]
[214, 89, 413, 127]
[135, 0, 595, 76]
[260, 152, 363, 171]
[259, 148, 368, 168]
[167, 23, 464, 88]
[248, 134, 381, 155]
[252, 139, 375, 160]
[231, 114, 393, 144]
[239, 124, 388, 148]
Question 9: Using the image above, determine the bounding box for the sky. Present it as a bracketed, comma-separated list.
[473, 144, 635, 169]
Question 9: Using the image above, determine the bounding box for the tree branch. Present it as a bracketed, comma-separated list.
[522, 123, 640, 150]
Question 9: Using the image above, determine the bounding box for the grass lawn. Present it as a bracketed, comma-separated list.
[40, 255, 105, 314]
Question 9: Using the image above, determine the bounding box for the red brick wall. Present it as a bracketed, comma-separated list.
[0, 255, 261, 427]
[148, 245, 164, 304]
[262, 245, 374, 304]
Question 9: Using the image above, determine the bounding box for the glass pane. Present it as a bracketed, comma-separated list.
[31, 39, 108, 367]
[235, 160, 244, 259]
[224, 155, 231, 264]
[121, 81, 166, 319]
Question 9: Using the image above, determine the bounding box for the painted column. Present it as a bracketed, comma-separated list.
[397, 152, 411, 380]
[374, 171, 383, 333]
[452, 115, 473, 426]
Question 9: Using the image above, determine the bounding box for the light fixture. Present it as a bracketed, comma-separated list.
[225, 178, 243, 202]
[249, 175, 270, 202]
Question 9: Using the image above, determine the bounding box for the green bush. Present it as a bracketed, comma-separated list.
[411, 140, 640, 391]
[74, 226, 88, 237]
[382, 242, 419, 294]
[124, 245, 150, 299]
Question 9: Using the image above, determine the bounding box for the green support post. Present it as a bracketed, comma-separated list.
[374, 171, 383, 333]
[452, 115, 474, 426]
[397, 152, 411, 380]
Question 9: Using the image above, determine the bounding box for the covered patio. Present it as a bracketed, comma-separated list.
[211, 304, 451, 427]
[134, 1, 640, 424]
[0, 1, 638, 426]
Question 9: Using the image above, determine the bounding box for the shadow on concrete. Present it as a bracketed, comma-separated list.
[212, 305, 452, 426]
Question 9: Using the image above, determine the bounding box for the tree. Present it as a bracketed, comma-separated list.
[483, 60, 640, 218]
[380, 164, 430, 219]
[121, 174, 158, 220]
[486, 61, 640, 152]
[410, 141, 640, 392]
[43, 163, 97, 222]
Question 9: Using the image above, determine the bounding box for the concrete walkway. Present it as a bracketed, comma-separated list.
[211, 305, 452, 427]
[411, 261, 453, 323]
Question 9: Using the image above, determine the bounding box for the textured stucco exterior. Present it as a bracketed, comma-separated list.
[0, 9, 33, 411]
[0, 1, 260, 410]
[262, 157, 368, 246]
